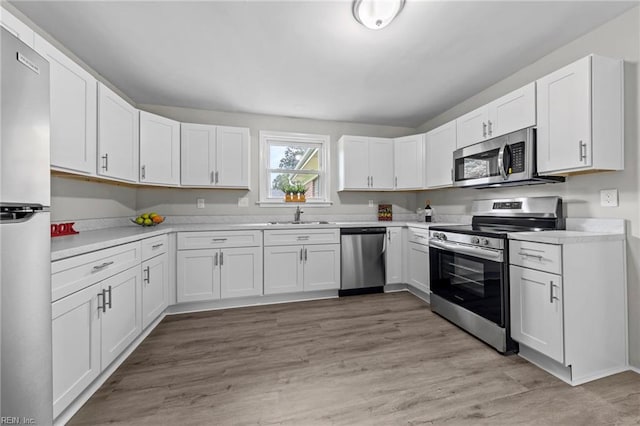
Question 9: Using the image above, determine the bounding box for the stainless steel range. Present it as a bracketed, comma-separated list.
[428, 196, 564, 354]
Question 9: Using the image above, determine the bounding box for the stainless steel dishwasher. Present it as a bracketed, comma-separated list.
[339, 227, 386, 296]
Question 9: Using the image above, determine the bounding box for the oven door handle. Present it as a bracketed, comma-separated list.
[497, 142, 509, 180]
[429, 239, 503, 262]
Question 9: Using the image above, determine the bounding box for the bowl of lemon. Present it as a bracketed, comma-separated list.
[132, 212, 165, 227]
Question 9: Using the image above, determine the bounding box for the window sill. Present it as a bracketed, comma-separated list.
[257, 200, 333, 207]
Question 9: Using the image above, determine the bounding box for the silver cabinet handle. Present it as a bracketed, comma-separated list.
[297, 236, 310, 240]
[517, 251, 543, 261]
[152, 243, 163, 249]
[214, 252, 218, 266]
[395, 176, 398, 187]
[482, 122, 487, 138]
[304, 248, 308, 261]
[388, 231, 391, 241]
[143, 266, 150, 284]
[488, 120, 493, 136]
[367, 176, 370, 187]
[215, 171, 219, 183]
[300, 248, 304, 263]
[210, 171, 215, 184]
[141, 165, 146, 180]
[579, 140, 587, 162]
[549, 281, 559, 303]
[92, 261, 114, 272]
[371, 176, 373, 187]
[212, 238, 228, 242]
[97, 290, 106, 313]
[106, 285, 112, 310]
[220, 251, 224, 266]
[451, 168, 454, 182]
[101, 153, 109, 171]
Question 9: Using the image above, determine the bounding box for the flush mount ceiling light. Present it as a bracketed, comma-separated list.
[352, 0, 406, 30]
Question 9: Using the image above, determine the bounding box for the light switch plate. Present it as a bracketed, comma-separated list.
[238, 197, 249, 207]
[368, 200, 374, 207]
[600, 189, 618, 207]
[196, 198, 205, 209]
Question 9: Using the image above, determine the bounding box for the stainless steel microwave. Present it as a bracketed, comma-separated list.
[452, 127, 564, 189]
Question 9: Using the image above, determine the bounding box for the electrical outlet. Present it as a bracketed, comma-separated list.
[196, 198, 205, 209]
[238, 197, 249, 207]
[600, 189, 618, 207]
[368, 200, 374, 207]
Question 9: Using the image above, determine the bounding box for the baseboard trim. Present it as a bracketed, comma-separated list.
[628, 366, 640, 375]
[406, 285, 431, 304]
[54, 313, 166, 425]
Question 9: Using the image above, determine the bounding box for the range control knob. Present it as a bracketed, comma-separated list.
[471, 236, 480, 244]
[440, 233, 447, 241]
[481, 238, 490, 246]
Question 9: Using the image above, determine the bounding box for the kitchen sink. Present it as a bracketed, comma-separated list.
[268, 221, 332, 225]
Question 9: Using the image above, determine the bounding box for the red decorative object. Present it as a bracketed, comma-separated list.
[51, 222, 79, 237]
[378, 204, 392, 221]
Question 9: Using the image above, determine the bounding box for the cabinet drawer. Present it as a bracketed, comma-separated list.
[177, 230, 262, 250]
[141, 234, 168, 261]
[510, 240, 562, 274]
[264, 228, 340, 246]
[408, 227, 430, 246]
[52, 241, 141, 302]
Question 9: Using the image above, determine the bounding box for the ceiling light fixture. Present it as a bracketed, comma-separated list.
[352, 0, 406, 30]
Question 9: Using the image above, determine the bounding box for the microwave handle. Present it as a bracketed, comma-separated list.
[497, 142, 509, 180]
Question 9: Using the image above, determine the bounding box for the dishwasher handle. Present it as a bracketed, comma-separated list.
[340, 227, 387, 235]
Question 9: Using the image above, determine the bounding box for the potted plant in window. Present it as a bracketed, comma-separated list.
[294, 183, 307, 202]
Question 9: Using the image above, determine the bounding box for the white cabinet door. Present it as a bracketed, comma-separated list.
[181, 123, 216, 186]
[215, 126, 250, 188]
[385, 228, 403, 284]
[456, 106, 488, 149]
[264, 245, 304, 294]
[303, 244, 340, 291]
[510, 265, 564, 363]
[51, 282, 101, 418]
[369, 137, 394, 189]
[141, 253, 168, 329]
[487, 82, 536, 138]
[139, 111, 180, 185]
[35, 34, 97, 175]
[100, 266, 142, 369]
[425, 121, 456, 188]
[394, 134, 424, 189]
[1, 7, 35, 47]
[536, 56, 592, 174]
[339, 136, 370, 190]
[407, 242, 429, 293]
[220, 247, 263, 298]
[97, 83, 139, 182]
[176, 249, 220, 302]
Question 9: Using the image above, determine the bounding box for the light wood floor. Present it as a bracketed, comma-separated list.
[69, 292, 640, 425]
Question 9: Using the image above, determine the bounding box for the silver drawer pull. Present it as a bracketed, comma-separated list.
[151, 243, 164, 249]
[212, 238, 228, 242]
[415, 234, 426, 239]
[92, 261, 114, 272]
[297, 236, 310, 240]
[518, 251, 543, 261]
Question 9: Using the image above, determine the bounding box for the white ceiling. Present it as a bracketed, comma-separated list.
[11, 1, 637, 127]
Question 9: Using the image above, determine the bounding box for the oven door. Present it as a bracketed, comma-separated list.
[429, 240, 505, 327]
[453, 128, 532, 188]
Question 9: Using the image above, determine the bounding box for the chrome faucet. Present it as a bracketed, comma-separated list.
[294, 206, 304, 223]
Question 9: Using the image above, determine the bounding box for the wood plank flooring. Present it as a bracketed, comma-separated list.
[69, 292, 640, 425]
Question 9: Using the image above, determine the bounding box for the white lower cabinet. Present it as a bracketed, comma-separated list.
[52, 282, 101, 418]
[177, 246, 263, 303]
[407, 242, 429, 293]
[302, 244, 341, 291]
[510, 265, 564, 363]
[141, 252, 169, 330]
[385, 227, 403, 284]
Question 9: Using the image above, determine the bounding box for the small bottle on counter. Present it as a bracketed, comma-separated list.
[425, 200, 432, 222]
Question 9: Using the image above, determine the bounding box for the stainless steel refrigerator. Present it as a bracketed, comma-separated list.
[0, 27, 53, 424]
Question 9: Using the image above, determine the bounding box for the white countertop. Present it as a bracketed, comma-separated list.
[50, 221, 443, 261]
[508, 230, 625, 244]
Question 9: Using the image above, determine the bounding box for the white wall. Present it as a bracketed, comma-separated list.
[415, 6, 640, 368]
[135, 105, 418, 218]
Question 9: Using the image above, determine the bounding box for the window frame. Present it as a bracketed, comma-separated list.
[258, 130, 332, 206]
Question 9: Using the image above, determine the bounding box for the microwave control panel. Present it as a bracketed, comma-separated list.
[510, 142, 525, 173]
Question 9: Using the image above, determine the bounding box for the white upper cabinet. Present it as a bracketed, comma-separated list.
[536, 55, 623, 175]
[425, 121, 456, 189]
[456, 82, 536, 149]
[35, 34, 97, 175]
[181, 123, 250, 188]
[97, 83, 139, 182]
[139, 111, 180, 185]
[338, 136, 394, 190]
[393, 134, 425, 190]
[1, 7, 35, 47]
